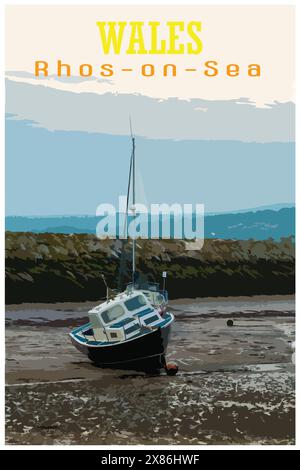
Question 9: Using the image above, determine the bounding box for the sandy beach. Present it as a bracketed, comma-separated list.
[5, 295, 295, 445]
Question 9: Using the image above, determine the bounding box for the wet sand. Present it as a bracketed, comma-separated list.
[5, 295, 295, 445]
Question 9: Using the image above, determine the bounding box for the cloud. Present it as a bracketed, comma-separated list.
[5, 78, 295, 142]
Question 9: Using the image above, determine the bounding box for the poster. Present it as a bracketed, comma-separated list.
[4, 3, 295, 448]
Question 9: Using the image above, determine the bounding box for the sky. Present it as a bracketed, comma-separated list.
[5, 5, 295, 216]
[6, 115, 294, 216]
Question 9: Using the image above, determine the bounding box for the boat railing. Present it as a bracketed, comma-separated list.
[160, 290, 168, 303]
[126, 281, 159, 291]
[82, 326, 97, 343]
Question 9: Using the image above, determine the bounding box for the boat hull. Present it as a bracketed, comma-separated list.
[70, 324, 172, 371]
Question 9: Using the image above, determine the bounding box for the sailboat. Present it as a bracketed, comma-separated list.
[69, 124, 175, 372]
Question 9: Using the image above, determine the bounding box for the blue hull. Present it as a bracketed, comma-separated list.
[71, 323, 172, 371]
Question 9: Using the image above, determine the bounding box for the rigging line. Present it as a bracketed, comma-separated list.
[123, 115, 134, 238]
[118, 117, 135, 291]
[123, 146, 133, 238]
[118, 123, 134, 291]
[130, 117, 136, 280]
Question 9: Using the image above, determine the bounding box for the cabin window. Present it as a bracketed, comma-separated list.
[101, 304, 125, 324]
[125, 295, 147, 312]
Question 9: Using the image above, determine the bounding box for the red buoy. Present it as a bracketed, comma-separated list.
[165, 362, 179, 376]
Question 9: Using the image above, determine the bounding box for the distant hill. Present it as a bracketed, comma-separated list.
[206, 203, 294, 215]
[205, 207, 294, 240]
[5, 207, 295, 241]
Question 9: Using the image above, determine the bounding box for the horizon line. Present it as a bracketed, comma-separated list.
[5, 202, 295, 219]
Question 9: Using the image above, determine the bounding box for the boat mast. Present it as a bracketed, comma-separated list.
[130, 117, 136, 283]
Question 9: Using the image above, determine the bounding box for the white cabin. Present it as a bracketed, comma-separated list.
[88, 290, 163, 343]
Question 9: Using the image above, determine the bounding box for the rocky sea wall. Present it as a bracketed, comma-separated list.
[5, 232, 295, 303]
